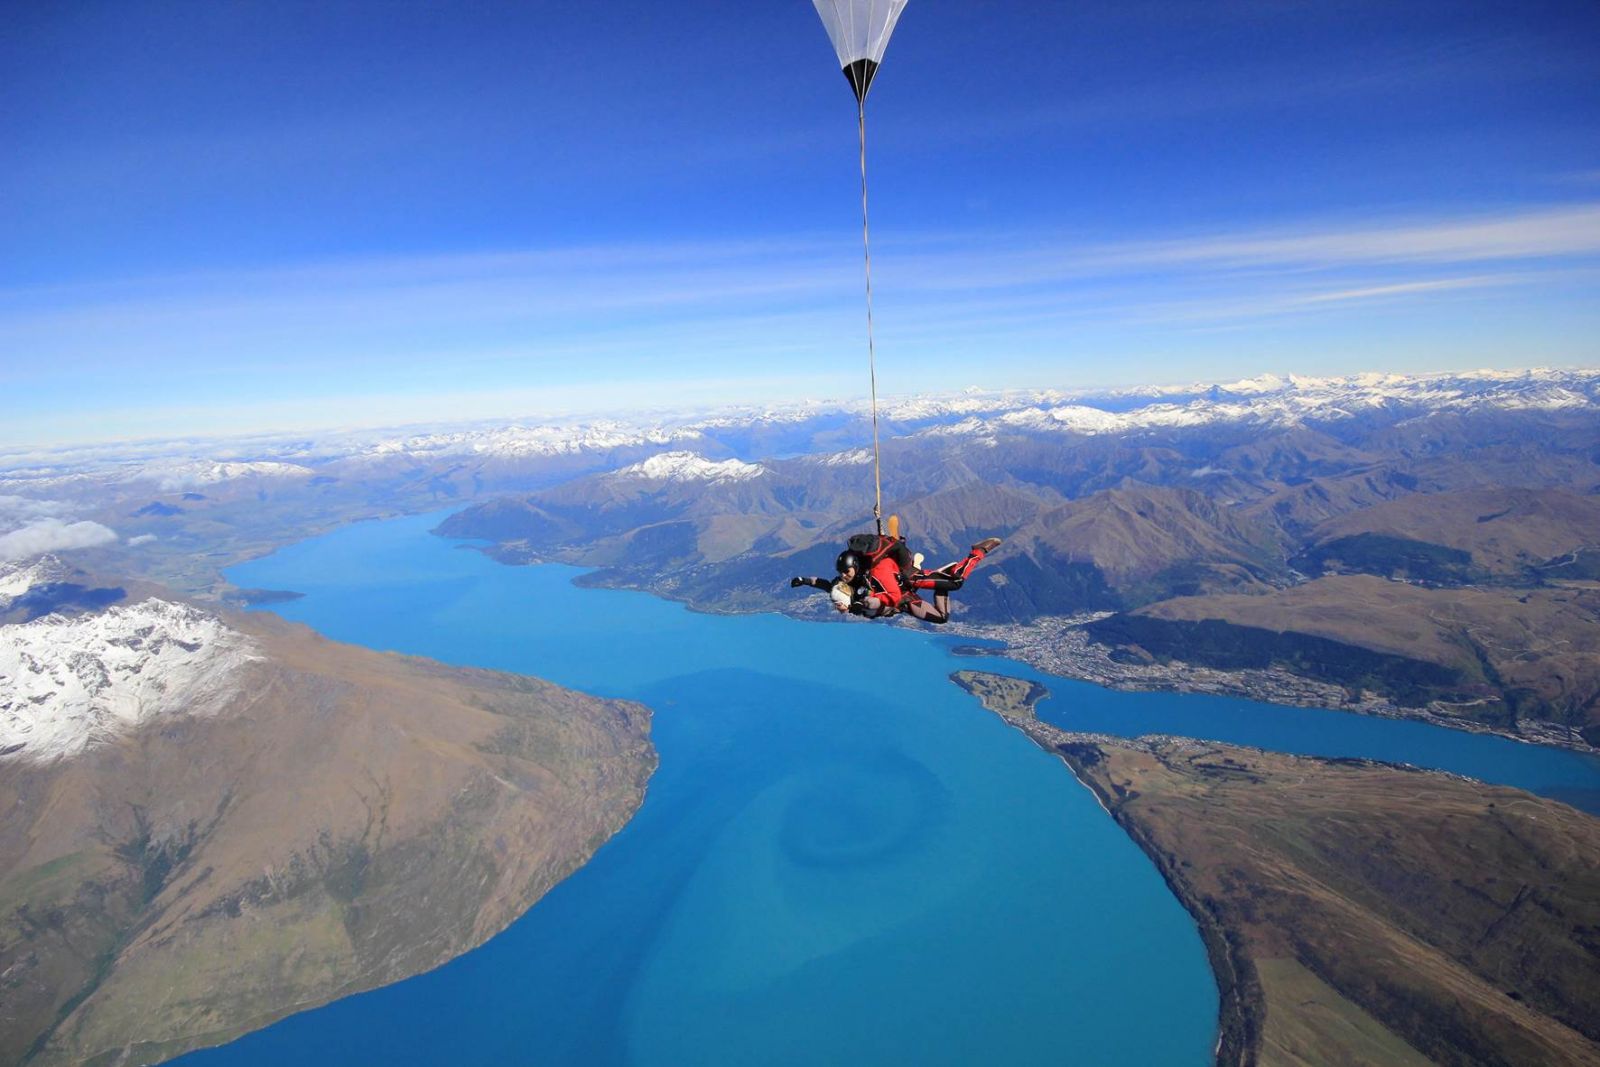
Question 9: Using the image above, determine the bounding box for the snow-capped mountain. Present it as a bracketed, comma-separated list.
[918, 368, 1600, 440]
[0, 367, 1575, 511]
[879, 389, 1074, 423]
[614, 451, 767, 483]
[136, 460, 316, 490]
[0, 552, 128, 624]
[0, 554, 73, 603]
[0, 459, 315, 495]
[0, 599, 259, 762]
[365, 421, 704, 459]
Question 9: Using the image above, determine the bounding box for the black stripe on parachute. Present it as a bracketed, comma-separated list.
[843, 58, 879, 103]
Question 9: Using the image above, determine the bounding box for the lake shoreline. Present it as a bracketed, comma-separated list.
[944, 618, 1600, 757]
[948, 671, 1251, 1066]
[950, 668, 1600, 1067]
[167, 514, 1600, 1065]
[522, 555, 1600, 757]
[190, 515, 1224, 1066]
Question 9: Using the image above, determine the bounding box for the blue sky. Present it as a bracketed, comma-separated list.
[4, 0, 1598, 445]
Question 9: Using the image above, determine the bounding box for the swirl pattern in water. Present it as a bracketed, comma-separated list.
[779, 754, 950, 870]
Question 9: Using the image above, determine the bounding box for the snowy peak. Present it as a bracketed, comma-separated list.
[880, 392, 1063, 422]
[996, 405, 1129, 434]
[1197, 367, 1599, 412]
[0, 599, 259, 762]
[616, 451, 767, 483]
[0, 554, 126, 625]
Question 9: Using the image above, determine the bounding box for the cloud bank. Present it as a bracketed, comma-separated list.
[0, 494, 74, 525]
[0, 519, 118, 562]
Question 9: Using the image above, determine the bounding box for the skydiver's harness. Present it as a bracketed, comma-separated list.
[846, 532, 916, 609]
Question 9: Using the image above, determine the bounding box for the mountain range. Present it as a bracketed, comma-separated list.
[6, 368, 1597, 744]
[433, 369, 1600, 745]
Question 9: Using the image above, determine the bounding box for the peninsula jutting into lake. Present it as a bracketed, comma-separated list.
[955, 669, 1600, 1066]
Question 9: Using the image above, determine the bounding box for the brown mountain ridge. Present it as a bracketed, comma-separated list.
[0, 603, 655, 1067]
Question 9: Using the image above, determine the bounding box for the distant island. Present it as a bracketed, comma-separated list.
[952, 669, 1600, 1066]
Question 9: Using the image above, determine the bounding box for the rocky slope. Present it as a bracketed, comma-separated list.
[0, 598, 655, 1066]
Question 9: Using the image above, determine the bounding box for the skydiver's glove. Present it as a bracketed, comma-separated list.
[789, 577, 803, 588]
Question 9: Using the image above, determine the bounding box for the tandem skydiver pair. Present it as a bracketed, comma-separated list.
[790, 529, 1001, 625]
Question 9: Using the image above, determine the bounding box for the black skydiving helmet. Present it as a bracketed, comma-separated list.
[836, 550, 863, 575]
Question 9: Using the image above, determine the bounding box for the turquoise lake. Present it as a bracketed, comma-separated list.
[178, 512, 1600, 1065]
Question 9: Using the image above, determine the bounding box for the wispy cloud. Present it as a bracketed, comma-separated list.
[1293, 276, 1514, 306]
[1091, 205, 1600, 270]
[6, 203, 1595, 338]
[1110, 273, 1544, 329]
[3, 202, 1598, 443]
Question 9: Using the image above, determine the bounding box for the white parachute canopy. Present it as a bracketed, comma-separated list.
[812, 0, 909, 101]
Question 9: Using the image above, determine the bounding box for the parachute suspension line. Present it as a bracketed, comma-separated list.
[814, 0, 904, 536]
[858, 95, 884, 537]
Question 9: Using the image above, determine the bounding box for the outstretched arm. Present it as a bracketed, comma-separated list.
[790, 576, 833, 591]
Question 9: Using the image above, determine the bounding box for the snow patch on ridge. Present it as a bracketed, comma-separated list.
[0, 600, 259, 762]
[810, 449, 873, 466]
[997, 405, 1128, 434]
[0, 555, 72, 600]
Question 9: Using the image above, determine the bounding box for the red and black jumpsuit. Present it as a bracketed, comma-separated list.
[791, 537, 994, 625]
[862, 537, 990, 624]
